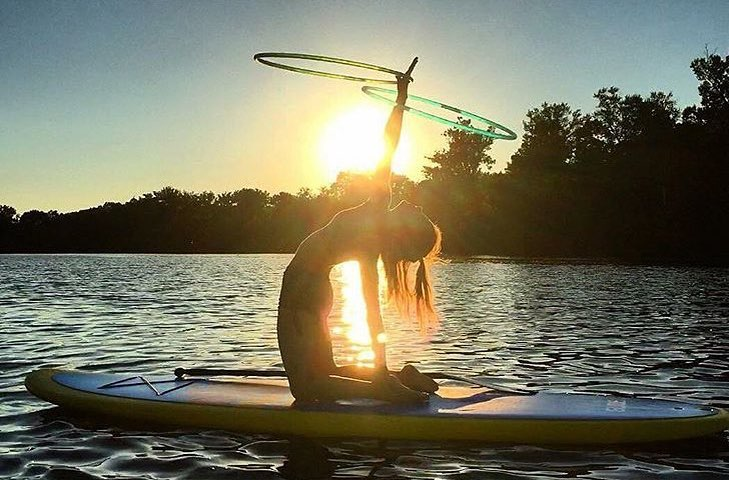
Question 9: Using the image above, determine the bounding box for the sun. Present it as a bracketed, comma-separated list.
[319, 104, 412, 181]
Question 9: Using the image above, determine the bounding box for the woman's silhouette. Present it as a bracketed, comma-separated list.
[277, 58, 441, 403]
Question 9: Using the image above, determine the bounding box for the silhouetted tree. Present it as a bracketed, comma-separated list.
[593, 87, 679, 155]
[507, 103, 586, 175]
[319, 171, 372, 206]
[416, 120, 496, 253]
[390, 174, 417, 205]
[0, 205, 16, 223]
[683, 53, 729, 133]
[0, 205, 18, 250]
[423, 118, 494, 180]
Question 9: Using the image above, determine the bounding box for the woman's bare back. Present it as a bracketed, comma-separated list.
[288, 201, 385, 273]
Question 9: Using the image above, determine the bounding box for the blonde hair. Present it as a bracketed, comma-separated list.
[382, 214, 441, 329]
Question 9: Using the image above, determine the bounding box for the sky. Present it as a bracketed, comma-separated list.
[1, 0, 728, 214]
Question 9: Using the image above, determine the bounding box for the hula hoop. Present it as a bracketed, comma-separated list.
[361, 86, 518, 140]
[253, 52, 409, 84]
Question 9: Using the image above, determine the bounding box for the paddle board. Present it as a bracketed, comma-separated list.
[25, 369, 728, 445]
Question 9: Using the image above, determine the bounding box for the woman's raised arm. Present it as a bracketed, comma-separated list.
[371, 57, 418, 208]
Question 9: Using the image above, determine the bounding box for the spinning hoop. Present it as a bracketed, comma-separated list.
[253, 52, 410, 84]
[361, 86, 518, 141]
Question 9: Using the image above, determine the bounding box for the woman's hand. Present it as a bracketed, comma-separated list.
[396, 57, 418, 105]
[373, 371, 428, 403]
[397, 364, 439, 393]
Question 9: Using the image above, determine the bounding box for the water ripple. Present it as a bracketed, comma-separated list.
[1, 254, 727, 479]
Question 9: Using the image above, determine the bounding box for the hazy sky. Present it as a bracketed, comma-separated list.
[2, 0, 728, 213]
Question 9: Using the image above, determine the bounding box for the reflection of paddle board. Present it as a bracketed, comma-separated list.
[26, 369, 729, 445]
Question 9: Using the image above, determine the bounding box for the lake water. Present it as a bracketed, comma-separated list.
[1, 254, 728, 479]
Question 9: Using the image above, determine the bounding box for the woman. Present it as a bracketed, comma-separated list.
[277, 58, 441, 403]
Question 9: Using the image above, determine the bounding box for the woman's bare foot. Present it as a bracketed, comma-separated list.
[396, 364, 439, 393]
[377, 374, 428, 404]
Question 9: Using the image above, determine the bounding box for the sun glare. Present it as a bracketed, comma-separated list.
[319, 104, 412, 181]
[332, 260, 393, 367]
[339, 261, 373, 366]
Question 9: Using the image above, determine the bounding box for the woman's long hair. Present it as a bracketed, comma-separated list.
[381, 209, 441, 330]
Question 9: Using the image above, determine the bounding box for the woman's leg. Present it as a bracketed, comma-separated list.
[333, 364, 438, 393]
[279, 308, 428, 404]
[316, 374, 427, 404]
[278, 308, 322, 401]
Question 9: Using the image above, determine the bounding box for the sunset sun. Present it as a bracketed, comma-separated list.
[319, 104, 412, 181]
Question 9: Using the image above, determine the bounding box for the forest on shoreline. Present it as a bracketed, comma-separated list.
[2, 54, 728, 264]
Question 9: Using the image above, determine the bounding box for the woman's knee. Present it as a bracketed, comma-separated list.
[288, 373, 331, 402]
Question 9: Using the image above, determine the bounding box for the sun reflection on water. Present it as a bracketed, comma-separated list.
[329, 260, 399, 367]
[339, 261, 374, 366]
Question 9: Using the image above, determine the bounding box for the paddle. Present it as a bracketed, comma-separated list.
[174, 367, 286, 378]
[173, 367, 532, 395]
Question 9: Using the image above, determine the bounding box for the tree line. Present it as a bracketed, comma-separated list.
[1, 54, 727, 264]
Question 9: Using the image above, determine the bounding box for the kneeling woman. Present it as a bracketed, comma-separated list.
[277, 58, 441, 403]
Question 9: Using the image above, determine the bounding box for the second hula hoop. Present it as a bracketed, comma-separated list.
[361, 86, 518, 141]
[253, 52, 410, 84]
